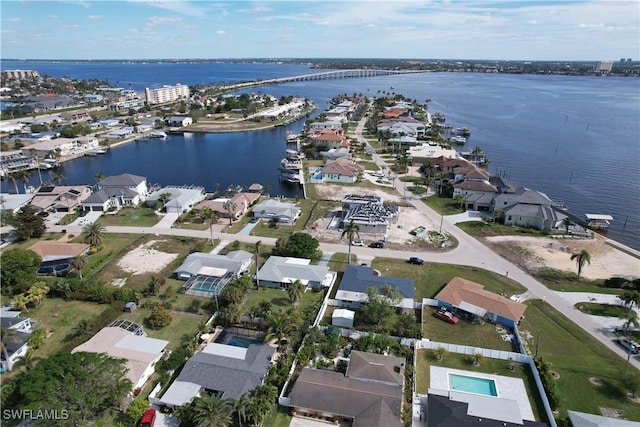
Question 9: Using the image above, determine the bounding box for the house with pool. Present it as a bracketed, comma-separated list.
[175, 251, 253, 298]
[433, 277, 527, 328]
[159, 328, 274, 408]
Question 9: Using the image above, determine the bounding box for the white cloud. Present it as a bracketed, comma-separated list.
[88, 15, 105, 20]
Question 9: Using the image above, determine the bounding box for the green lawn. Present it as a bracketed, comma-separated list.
[120, 309, 206, 351]
[327, 252, 355, 272]
[423, 306, 515, 351]
[423, 194, 464, 215]
[250, 221, 296, 239]
[263, 404, 293, 427]
[244, 286, 325, 314]
[415, 349, 548, 423]
[519, 299, 640, 421]
[359, 161, 380, 171]
[369, 258, 527, 301]
[531, 267, 621, 294]
[457, 221, 551, 238]
[96, 207, 161, 227]
[575, 302, 628, 317]
[7, 232, 65, 250]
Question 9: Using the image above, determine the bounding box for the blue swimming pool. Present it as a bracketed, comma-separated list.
[449, 374, 498, 396]
[227, 335, 260, 348]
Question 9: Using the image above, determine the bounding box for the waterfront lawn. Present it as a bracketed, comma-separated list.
[222, 214, 252, 234]
[423, 194, 464, 215]
[96, 206, 161, 227]
[519, 299, 640, 421]
[531, 267, 620, 294]
[369, 258, 527, 301]
[457, 221, 551, 238]
[415, 349, 548, 424]
[422, 305, 515, 352]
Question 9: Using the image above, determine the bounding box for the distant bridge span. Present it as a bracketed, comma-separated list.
[219, 69, 430, 91]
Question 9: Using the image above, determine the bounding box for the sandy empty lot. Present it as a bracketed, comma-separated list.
[117, 240, 179, 275]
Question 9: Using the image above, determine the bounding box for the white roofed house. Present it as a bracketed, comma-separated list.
[256, 256, 337, 290]
[166, 116, 193, 127]
[81, 173, 148, 212]
[146, 186, 206, 214]
[252, 199, 301, 224]
[71, 326, 169, 393]
[175, 251, 253, 298]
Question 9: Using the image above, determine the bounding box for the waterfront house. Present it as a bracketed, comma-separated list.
[491, 186, 567, 231]
[193, 192, 261, 221]
[0, 151, 38, 178]
[166, 116, 193, 127]
[159, 341, 275, 408]
[20, 136, 99, 158]
[60, 109, 91, 123]
[146, 186, 206, 214]
[307, 128, 349, 150]
[256, 256, 337, 290]
[251, 199, 301, 224]
[320, 158, 364, 183]
[106, 127, 134, 139]
[82, 173, 148, 212]
[434, 277, 527, 327]
[288, 351, 405, 426]
[0, 193, 35, 214]
[405, 145, 458, 167]
[30, 185, 92, 212]
[72, 326, 168, 393]
[335, 265, 415, 313]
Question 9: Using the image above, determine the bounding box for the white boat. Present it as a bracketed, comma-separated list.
[450, 136, 467, 145]
[38, 163, 54, 170]
[92, 148, 108, 154]
[149, 131, 167, 139]
[285, 132, 299, 143]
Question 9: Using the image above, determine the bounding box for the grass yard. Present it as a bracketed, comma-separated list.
[263, 404, 293, 427]
[519, 299, 640, 421]
[531, 267, 620, 294]
[7, 232, 65, 250]
[120, 309, 206, 351]
[422, 306, 516, 351]
[327, 252, 355, 272]
[415, 349, 548, 423]
[250, 221, 296, 239]
[96, 206, 161, 227]
[24, 299, 108, 359]
[575, 302, 628, 317]
[457, 221, 551, 238]
[359, 161, 380, 171]
[423, 194, 465, 215]
[244, 286, 325, 314]
[369, 258, 527, 301]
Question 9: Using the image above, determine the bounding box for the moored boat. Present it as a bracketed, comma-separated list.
[149, 131, 167, 139]
[450, 136, 467, 145]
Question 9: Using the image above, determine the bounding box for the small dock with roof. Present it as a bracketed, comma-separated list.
[585, 213, 613, 231]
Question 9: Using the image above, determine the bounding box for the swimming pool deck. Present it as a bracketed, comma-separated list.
[430, 366, 535, 422]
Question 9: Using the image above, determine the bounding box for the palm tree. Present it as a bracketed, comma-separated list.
[17, 169, 30, 193]
[6, 172, 20, 194]
[570, 249, 591, 279]
[82, 222, 106, 247]
[191, 393, 233, 427]
[341, 220, 360, 264]
[94, 171, 104, 189]
[264, 310, 295, 346]
[12, 294, 29, 314]
[234, 393, 251, 426]
[223, 200, 237, 226]
[287, 280, 305, 306]
[71, 255, 87, 280]
[254, 241, 262, 288]
[200, 207, 218, 245]
[624, 312, 640, 375]
[52, 170, 65, 185]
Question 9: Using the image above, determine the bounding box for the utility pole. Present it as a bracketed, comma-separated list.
[439, 212, 444, 234]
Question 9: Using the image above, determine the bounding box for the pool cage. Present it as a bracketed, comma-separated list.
[180, 272, 236, 298]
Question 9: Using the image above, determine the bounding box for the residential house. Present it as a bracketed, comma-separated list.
[321, 147, 351, 160]
[20, 136, 99, 158]
[342, 194, 399, 234]
[193, 192, 261, 221]
[568, 410, 640, 427]
[106, 127, 134, 139]
[453, 168, 498, 212]
[60, 109, 91, 123]
[288, 351, 405, 427]
[434, 277, 527, 327]
[0, 152, 38, 177]
[252, 199, 301, 224]
[0, 193, 35, 215]
[159, 341, 275, 408]
[0, 308, 33, 372]
[247, 183, 264, 194]
[491, 187, 567, 231]
[71, 326, 169, 392]
[256, 256, 337, 290]
[308, 120, 344, 130]
[28, 241, 90, 267]
[29, 185, 92, 212]
[320, 158, 364, 183]
[82, 173, 148, 212]
[175, 251, 253, 281]
[166, 116, 193, 127]
[307, 128, 349, 150]
[146, 186, 206, 214]
[335, 265, 415, 313]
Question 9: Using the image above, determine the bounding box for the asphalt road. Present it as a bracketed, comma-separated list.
[40, 113, 640, 371]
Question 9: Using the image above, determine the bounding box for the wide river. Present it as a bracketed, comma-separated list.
[2, 61, 639, 250]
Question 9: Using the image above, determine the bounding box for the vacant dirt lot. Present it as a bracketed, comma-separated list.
[117, 240, 179, 275]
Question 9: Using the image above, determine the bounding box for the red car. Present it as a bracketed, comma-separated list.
[139, 409, 156, 427]
[434, 308, 459, 324]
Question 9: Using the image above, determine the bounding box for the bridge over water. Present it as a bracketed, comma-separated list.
[219, 68, 430, 91]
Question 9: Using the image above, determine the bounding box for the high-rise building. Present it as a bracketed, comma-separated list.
[593, 61, 613, 73]
[1, 69, 40, 80]
[144, 84, 190, 105]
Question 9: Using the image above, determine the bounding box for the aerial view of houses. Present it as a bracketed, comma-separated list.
[1, 67, 640, 427]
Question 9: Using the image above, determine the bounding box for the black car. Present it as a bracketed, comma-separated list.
[408, 257, 424, 265]
[369, 241, 384, 248]
[37, 211, 49, 218]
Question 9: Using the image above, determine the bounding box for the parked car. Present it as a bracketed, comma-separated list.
[617, 337, 640, 354]
[434, 308, 459, 324]
[408, 257, 424, 265]
[37, 211, 49, 217]
[138, 409, 156, 427]
[351, 239, 364, 246]
[369, 240, 384, 248]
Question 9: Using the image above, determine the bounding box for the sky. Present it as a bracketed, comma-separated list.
[1, 0, 638, 61]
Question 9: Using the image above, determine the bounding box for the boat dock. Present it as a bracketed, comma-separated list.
[585, 213, 613, 231]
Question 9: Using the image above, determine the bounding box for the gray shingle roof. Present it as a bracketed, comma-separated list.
[82, 187, 139, 204]
[175, 343, 275, 400]
[175, 252, 250, 277]
[347, 351, 405, 385]
[99, 173, 146, 187]
[339, 265, 414, 299]
[257, 256, 331, 284]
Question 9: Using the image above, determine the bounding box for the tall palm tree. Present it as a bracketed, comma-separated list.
[287, 280, 305, 306]
[82, 222, 106, 247]
[191, 393, 233, 427]
[570, 249, 591, 279]
[341, 220, 360, 264]
[223, 200, 237, 226]
[94, 171, 104, 185]
[234, 393, 251, 426]
[264, 310, 295, 345]
[200, 207, 218, 245]
[17, 169, 31, 193]
[71, 255, 87, 280]
[6, 172, 20, 194]
[254, 240, 262, 288]
[52, 170, 65, 185]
